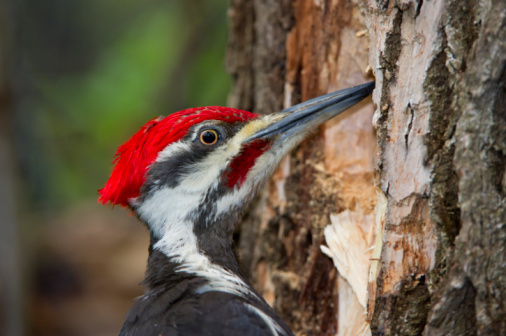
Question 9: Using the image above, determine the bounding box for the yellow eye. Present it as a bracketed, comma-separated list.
[199, 129, 219, 145]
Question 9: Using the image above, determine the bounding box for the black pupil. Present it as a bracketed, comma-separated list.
[202, 131, 217, 144]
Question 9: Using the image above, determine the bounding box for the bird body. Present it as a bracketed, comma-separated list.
[99, 82, 374, 336]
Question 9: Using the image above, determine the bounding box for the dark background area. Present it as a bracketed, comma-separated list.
[0, 1, 231, 335]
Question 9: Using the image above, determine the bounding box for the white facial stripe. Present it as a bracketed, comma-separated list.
[136, 186, 204, 238]
[178, 146, 230, 192]
[153, 219, 257, 300]
[155, 141, 190, 163]
[154, 220, 208, 265]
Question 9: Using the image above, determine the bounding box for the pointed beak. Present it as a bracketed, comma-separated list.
[245, 81, 374, 145]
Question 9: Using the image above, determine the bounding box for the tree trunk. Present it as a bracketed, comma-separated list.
[226, 0, 506, 335]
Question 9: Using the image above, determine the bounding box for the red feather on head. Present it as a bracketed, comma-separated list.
[98, 107, 257, 207]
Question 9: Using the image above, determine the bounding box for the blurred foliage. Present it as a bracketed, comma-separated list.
[13, 0, 231, 210]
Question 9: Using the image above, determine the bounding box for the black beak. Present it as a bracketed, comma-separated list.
[246, 81, 375, 143]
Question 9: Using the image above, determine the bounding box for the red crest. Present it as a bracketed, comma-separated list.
[98, 107, 257, 207]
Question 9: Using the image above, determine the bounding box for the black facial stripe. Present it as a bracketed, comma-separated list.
[188, 181, 233, 228]
[140, 145, 212, 197]
[140, 121, 248, 198]
[186, 182, 246, 274]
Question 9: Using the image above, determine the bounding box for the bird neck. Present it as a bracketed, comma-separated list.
[143, 219, 247, 294]
[143, 234, 293, 336]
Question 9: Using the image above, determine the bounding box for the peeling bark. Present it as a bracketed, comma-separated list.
[227, 0, 506, 335]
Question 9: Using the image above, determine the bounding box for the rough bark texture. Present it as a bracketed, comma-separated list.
[366, 0, 506, 335]
[226, 0, 505, 335]
[425, 1, 506, 334]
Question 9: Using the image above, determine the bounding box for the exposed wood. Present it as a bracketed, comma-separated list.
[228, 1, 375, 335]
[322, 210, 375, 335]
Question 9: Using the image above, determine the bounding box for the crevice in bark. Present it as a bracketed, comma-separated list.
[376, 8, 403, 153]
[445, 0, 479, 73]
[414, 0, 423, 18]
[404, 103, 414, 152]
[425, 270, 478, 336]
[378, 0, 390, 11]
[488, 62, 506, 198]
[423, 32, 461, 291]
[297, 241, 338, 336]
[372, 274, 430, 336]
[427, 141, 460, 286]
[423, 36, 452, 163]
[422, 0, 481, 301]
[379, 9, 402, 73]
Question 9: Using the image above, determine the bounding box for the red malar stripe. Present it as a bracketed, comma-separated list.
[225, 139, 271, 188]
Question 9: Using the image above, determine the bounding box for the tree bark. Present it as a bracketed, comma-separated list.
[226, 0, 506, 335]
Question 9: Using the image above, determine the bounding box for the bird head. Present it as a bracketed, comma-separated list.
[99, 82, 374, 242]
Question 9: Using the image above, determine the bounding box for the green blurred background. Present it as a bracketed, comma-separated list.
[0, 0, 231, 335]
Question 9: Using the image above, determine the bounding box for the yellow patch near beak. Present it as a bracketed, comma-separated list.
[221, 113, 287, 159]
[234, 113, 287, 144]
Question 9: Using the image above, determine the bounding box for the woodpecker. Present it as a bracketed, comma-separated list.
[99, 82, 374, 336]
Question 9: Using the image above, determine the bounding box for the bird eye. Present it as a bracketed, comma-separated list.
[199, 129, 219, 145]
